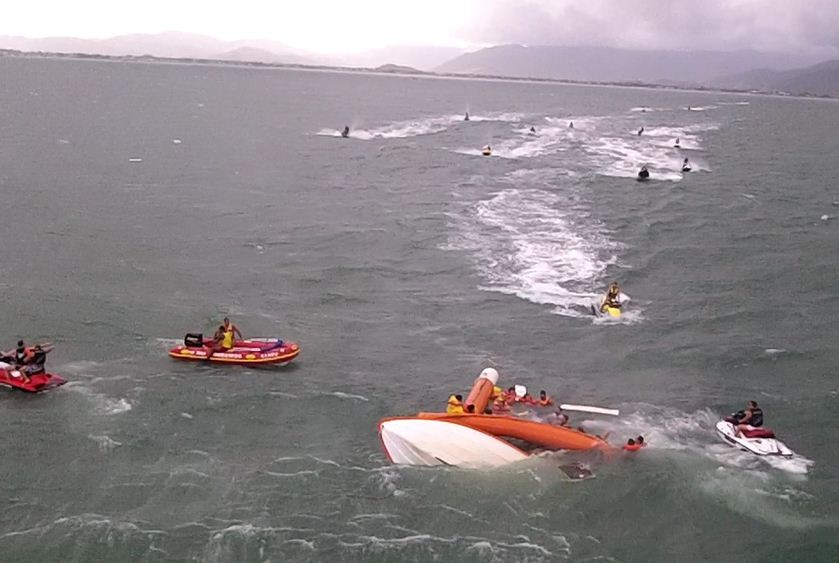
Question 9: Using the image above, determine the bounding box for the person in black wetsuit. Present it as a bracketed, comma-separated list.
[341, 126, 350, 138]
[637, 166, 650, 180]
[731, 400, 763, 435]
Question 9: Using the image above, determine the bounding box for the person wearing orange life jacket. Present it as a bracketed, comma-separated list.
[537, 389, 554, 407]
[493, 392, 511, 412]
[446, 394, 465, 414]
[623, 436, 646, 452]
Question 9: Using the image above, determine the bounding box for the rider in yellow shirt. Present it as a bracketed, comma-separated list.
[221, 317, 243, 350]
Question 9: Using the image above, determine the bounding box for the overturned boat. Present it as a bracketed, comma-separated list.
[378, 368, 613, 469]
[379, 418, 528, 468]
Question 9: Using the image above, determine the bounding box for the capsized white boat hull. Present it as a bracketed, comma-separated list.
[379, 418, 528, 469]
[715, 420, 793, 457]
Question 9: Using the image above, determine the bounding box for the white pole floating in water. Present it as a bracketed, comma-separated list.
[559, 404, 620, 416]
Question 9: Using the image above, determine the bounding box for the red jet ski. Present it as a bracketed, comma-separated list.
[0, 362, 67, 393]
[169, 333, 300, 365]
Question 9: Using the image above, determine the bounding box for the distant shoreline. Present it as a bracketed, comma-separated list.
[2, 48, 836, 102]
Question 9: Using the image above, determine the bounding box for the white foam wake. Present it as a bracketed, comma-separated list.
[316, 111, 525, 140]
[446, 186, 622, 317]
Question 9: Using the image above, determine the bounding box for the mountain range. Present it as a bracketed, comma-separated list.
[716, 60, 839, 96]
[0, 32, 311, 64]
[435, 44, 822, 86]
[2, 33, 838, 96]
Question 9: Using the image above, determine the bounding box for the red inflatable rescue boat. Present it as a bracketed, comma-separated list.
[0, 363, 66, 393]
[168, 334, 300, 365]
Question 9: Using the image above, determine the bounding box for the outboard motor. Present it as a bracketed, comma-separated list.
[184, 333, 204, 348]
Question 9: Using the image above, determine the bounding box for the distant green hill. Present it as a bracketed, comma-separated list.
[716, 60, 839, 96]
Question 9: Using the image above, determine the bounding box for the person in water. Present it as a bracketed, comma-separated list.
[623, 438, 642, 451]
[600, 281, 622, 313]
[493, 391, 511, 412]
[530, 126, 536, 134]
[446, 394, 464, 414]
[637, 127, 644, 136]
[537, 389, 554, 407]
[734, 401, 763, 435]
[464, 112, 470, 121]
[674, 137, 681, 148]
[569, 121, 574, 128]
[638, 166, 650, 180]
[549, 407, 569, 427]
[221, 317, 243, 350]
[682, 157, 691, 171]
[341, 126, 350, 138]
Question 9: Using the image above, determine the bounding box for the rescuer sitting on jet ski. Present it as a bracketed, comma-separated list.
[600, 282, 623, 313]
[18, 343, 54, 382]
[2, 340, 28, 367]
[726, 400, 763, 435]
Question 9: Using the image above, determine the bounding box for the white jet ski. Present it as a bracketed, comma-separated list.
[715, 420, 793, 457]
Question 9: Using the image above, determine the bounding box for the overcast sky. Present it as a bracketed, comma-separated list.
[2, 0, 838, 55]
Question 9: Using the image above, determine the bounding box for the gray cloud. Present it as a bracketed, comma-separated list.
[460, 0, 839, 55]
